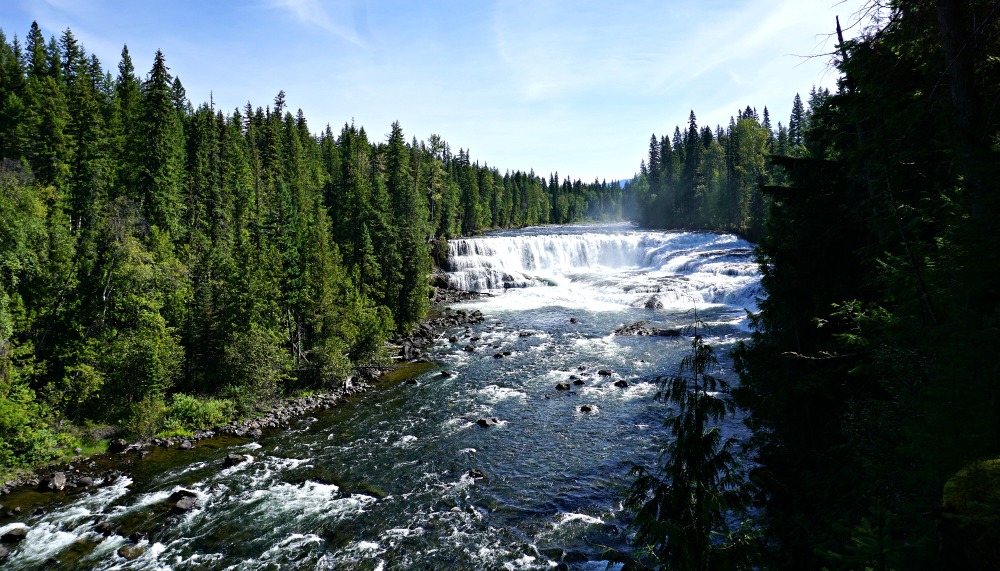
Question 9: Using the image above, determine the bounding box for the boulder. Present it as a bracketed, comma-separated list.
[168, 489, 198, 513]
[476, 418, 500, 428]
[118, 544, 147, 560]
[401, 342, 416, 360]
[555, 382, 571, 391]
[172, 495, 198, 513]
[223, 454, 248, 468]
[580, 404, 595, 413]
[467, 469, 487, 479]
[77, 476, 95, 488]
[572, 379, 585, 386]
[613, 320, 681, 337]
[404, 378, 418, 385]
[448, 336, 458, 343]
[463, 345, 475, 352]
[643, 296, 664, 309]
[0, 545, 8, 559]
[614, 380, 629, 388]
[108, 438, 129, 453]
[438, 370, 454, 378]
[651, 328, 681, 337]
[1, 527, 27, 544]
[178, 440, 194, 450]
[168, 488, 195, 503]
[598, 369, 613, 377]
[41, 471, 67, 491]
[519, 331, 533, 337]
[95, 520, 116, 536]
[493, 353, 504, 359]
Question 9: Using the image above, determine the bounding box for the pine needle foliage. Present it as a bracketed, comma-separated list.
[624, 328, 759, 570]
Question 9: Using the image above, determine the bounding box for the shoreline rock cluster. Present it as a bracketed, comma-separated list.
[612, 320, 681, 337]
[0, 380, 373, 499]
[393, 291, 488, 362]
[0, 286, 485, 521]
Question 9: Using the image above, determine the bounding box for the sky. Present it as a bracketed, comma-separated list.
[1, 0, 870, 182]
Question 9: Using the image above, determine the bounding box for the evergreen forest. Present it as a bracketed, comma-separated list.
[0, 22, 624, 470]
[3, 0, 1000, 567]
[626, 2, 1000, 569]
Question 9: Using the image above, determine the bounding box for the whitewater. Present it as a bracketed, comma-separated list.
[0, 223, 760, 570]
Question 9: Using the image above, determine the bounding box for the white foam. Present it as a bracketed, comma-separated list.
[393, 434, 418, 447]
[554, 512, 605, 527]
[504, 554, 540, 570]
[479, 384, 528, 402]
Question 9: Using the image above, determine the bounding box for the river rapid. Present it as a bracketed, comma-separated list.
[0, 223, 760, 570]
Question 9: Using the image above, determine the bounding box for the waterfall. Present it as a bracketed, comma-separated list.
[445, 227, 760, 311]
[0, 223, 760, 571]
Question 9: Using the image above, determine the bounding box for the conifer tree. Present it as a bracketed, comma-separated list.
[626, 329, 757, 570]
[787, 93, 805, 152]
[137, 49, 184, 236]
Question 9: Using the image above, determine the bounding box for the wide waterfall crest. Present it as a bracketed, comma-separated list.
[446, 227, 760, 310]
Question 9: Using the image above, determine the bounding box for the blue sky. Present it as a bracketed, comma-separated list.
[1, 0, 867, 182]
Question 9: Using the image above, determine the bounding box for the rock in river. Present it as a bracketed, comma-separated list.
[224, 454, 251, 468]
[168, 489, 198, 513]
[118, 544, 147, 560]
[41, 472, 67, 491]
[1, 527, 28, 543]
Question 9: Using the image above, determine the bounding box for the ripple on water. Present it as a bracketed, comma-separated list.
[478, 384, 528, 402]
[5, 225, 758, 570]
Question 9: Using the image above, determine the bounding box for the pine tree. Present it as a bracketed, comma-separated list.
[788, 93, 805, 153]
[0, 30, 28, 161]
[648, 133, 661, 197]
[626, 329, 757, 570]
[137, 49, 184, 235]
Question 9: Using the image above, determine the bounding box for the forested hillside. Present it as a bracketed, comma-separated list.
[0, 23, 624, 471]
[624, 90, 827, 242]
[627, 2, 1000, 568]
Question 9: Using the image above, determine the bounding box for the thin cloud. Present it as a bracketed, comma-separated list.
[266, 0, 369, 48]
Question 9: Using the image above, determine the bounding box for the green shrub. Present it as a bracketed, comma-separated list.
[223, 327, 290, 407]
[0, 386, 59, 470]
[123, 394, 166, 438]
[165, 393, 236, 431]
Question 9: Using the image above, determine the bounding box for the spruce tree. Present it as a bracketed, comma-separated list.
[137, 49, 184, 236]
[626, 329, 757, 570]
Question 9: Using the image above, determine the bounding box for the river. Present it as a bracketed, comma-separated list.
[0, 223, 760, 570]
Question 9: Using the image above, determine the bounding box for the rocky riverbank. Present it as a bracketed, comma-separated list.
[0, 381, 372, 501]
[389, 287, 490, 362]
[0, 286, 488, 510]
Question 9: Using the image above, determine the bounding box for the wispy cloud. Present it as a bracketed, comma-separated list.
[266, 0, 370, 48]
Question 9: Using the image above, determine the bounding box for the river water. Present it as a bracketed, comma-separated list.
[0, 224, 760, 570]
